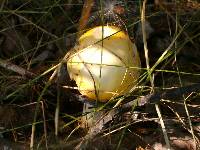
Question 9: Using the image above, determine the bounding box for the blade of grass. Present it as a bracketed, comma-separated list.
[141, 0, 155, 93]
[174, 6, 198, 148]
[30, 67, 57, 149]
[155, 104, 171, 149]
[55, 65, 61, 136]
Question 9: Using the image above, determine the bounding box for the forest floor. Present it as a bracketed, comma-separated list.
[0, 0, 200, 149]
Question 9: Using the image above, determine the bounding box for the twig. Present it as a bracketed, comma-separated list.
[0, 58, 35, 78]
[70, 83, 200, 107]
[146, 83, 200, 103]
[78, 0, 94, 38]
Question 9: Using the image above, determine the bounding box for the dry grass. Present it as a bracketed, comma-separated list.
[0, 0, 200, 149]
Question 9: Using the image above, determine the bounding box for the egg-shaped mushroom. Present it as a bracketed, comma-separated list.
[67, 26, 140, 102]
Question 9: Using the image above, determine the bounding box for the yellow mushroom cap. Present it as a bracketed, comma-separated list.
[67, 26, 140, 102]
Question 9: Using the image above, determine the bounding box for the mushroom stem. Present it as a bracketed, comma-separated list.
[81, 103, 96, 129]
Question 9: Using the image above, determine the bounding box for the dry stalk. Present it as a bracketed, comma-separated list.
[0, 58, 35, 78]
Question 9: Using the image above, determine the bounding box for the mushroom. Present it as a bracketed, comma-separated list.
[67, 26, 141, 102]
[66, 25, 141, 129]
